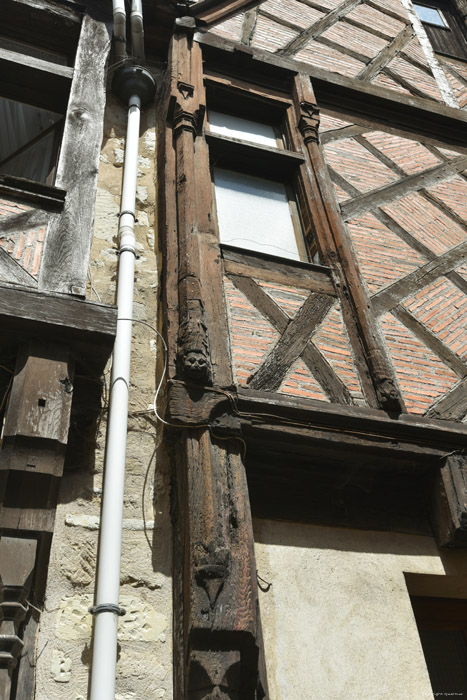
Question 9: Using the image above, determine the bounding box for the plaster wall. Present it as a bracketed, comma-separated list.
[35, 75, 173, 700]
[254, 519, 467, 700]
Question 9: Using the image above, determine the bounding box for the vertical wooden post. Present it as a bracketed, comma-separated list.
[0, 341, 74, 697]
[432, 453, 467, 547]
[175, 429, 266, 699]
[165, 20, 232, 387]
[38, 12, 111, 295]
[0, 537, 37, 700]
[163, 26, 266, 696]
[292, 73, 405, 413]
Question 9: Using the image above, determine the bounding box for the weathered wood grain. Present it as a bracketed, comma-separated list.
[320, 125, 368, 144]
[293, 73, 405, 411]
[175, 428, 266, 698]
[0, 282, 117, 343]
[4, 343, 74, 444]
[241, 7, 259, 45]
[426, 378, 467, 421]
[432, 453, 467, 547]
[0, 248, 38, 287]
[372, 240, 467, 315]
[39, 13, 111, 295]
[248, 292, 334, 391]
[191, 0, 261, 25]
[277, 0, 362, 56]
[0, 506, 56, 532]
[0, 178, 66, 209]
[167, 380, 467, 448]
[223, 246, 336, 294]
[341, 156, 467, 221]
[357, 25, 414, 81]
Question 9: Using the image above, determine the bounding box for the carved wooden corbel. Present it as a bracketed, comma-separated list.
[432, 452, 467, 547]
[297, 101, 320, 145]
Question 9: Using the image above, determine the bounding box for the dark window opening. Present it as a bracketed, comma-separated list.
[0, 11, 77, 187]
[0, 97, 63, 185]
[411, 596, 467, 698]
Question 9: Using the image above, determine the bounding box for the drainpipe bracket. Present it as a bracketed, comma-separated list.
[89, 604, 127, 617]
[112, 64, 156, 107]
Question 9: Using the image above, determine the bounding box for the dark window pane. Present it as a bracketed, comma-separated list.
[0, 97, 62, 183]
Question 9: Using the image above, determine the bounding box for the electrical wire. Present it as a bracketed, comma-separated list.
[121, 320, 461, 459]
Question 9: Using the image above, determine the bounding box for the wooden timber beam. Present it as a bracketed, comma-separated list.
[163, 22, 266, 698]
[291, 73, 405, 412]
[38, 12, 111, 297]
[174, 428, 267, 699]
[432, 453, 467, 547]
[167, 381, 467, 539]
[0, 341, 75, 697]
[189, 0, 261, 27]
[167, 381, 467, 455]
[195, 31, 467, 151]
[0, 282, 117, 374]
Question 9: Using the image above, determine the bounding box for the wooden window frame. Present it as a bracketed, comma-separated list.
[205, 75, 320, 263]
[415, 0, 467, 60]
[0, 1, 78, 190]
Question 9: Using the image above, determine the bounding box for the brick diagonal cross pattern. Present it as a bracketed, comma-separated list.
[322, 117, 467, 418]
[227, 272, 355, 403]
[212, 0, 445, 102]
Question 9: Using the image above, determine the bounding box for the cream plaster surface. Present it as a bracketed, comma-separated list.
[254, 519, 467, 700]
[35, 70, 172, 700]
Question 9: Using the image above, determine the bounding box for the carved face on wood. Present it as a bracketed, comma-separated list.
[183, 349, 210, 381]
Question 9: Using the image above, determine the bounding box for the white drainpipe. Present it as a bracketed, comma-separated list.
[89, 63, 155, 700]
[131, 0, 145, 62]
[112, 0, 127, 59]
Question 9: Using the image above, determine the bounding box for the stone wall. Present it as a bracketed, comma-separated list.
[34, 73, 173, 700]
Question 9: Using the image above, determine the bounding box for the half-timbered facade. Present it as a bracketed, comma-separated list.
[1, 0, 467, 697]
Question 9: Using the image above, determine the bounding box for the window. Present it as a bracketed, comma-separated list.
[208, 111, 283, 148]
[0, 5, 78, 187]
[213, 167, 307, 261]
[0, 97, 63, 184]
[206, 88, 319, 264]
[413, 0, 467, 59]
[411, 596, 467, 697]
[414, 3, 448, 26]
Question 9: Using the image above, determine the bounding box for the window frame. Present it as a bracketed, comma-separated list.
[0, 3, 78, 190]
[204, 75, 320, 264]
[413, 0, 467, 60]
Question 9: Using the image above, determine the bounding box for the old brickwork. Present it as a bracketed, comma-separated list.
[316, 109, 467, 415]
[211, 0, 450, 102]
[0, 197, 50, 283]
